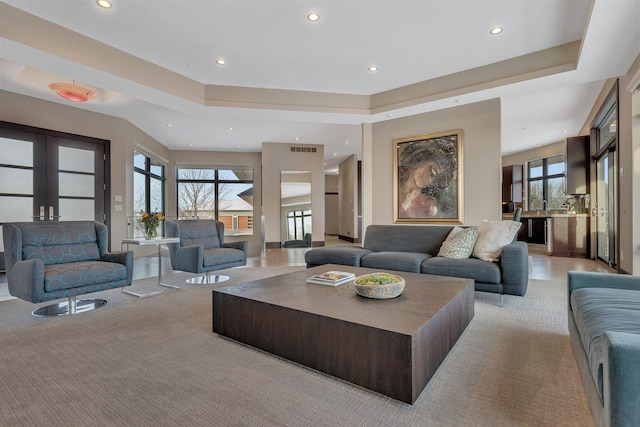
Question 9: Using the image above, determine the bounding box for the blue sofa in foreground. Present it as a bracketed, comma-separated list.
[305, 224, 528, 302]
[3, 221, 133, 316]
[568, 271, 640, 427]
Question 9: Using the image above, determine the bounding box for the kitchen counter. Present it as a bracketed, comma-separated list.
[502, 212, 589, 220]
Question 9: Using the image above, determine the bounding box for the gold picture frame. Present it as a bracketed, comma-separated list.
[393, 130, 463, 224]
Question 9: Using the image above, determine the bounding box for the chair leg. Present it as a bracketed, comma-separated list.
[185, 272, 230, 285]
[32, 296, 108, 317]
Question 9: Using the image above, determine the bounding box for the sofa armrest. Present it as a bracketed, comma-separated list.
[7, 259, 46, 303]
[173, 245, 204, 273]
[223, 240, 248, 258]
[568, 271, 640, 294]
[499, 240, 529, 296]
[603, 331, 640, 426]
[103, 251, 134, 282]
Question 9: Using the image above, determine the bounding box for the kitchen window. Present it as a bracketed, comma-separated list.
[528, 154, 565, 210]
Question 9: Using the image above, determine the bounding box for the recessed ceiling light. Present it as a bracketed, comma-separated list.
[536, 143, 543, 147]
[188, 143, 193, 146]
[96, 0, 112, 8]
[386, 113, 394, 118]
[344, 141, 349, 145]
[307, 13, 320, 22]
[295, 137, 300, 141]
[333, 153, 337, 156]
[490, 26, 503, 35]
[454, 99, 462, 103]
[166, 123, 173, 128]
[228, 127, 234, 131]
[216, 58, 227, 66]
[236, 144, 241, 148]
[368, 66, 378, 72]
[562, 129, 569, 133]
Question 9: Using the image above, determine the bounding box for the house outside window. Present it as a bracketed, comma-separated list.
[176, 167, 254, 236]
[528, 154, 565, 210]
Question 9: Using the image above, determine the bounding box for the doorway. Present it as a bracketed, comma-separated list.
[0, 122, 109, 252]
[595, 148, 616, 267]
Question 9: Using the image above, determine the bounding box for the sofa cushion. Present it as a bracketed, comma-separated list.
[360, 251, 432, 273]
[180, 221, 221, 249]
[19, 222, 101, 266]
[438, 226, 478, 259]
[571, 287, 640, 400]
[44, 261, 128, 292]
[203, 247, 245, 267]
[363, 225, 453, 255]
[472, 220, 521, 262]
[422, 256, 501, 284]
[305, 245, 372, 267]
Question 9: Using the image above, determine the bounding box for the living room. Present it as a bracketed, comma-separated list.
[1, 1, 640, 425]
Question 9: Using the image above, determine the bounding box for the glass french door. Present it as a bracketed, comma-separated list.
[0, 123, 107, 253]
[595, 149, 616, 267]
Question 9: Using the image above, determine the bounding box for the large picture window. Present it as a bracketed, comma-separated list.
[528, 154, 565, 210]
[133, 151, 165, 214]
[176, 167, 253, 236]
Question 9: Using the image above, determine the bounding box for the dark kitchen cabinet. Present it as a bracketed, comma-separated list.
[518, 217, 547, 244]
[502, 165, 523, 203]
[566, 136, 590, 194]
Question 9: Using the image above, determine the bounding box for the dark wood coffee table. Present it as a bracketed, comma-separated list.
[212, 264, 474, 404]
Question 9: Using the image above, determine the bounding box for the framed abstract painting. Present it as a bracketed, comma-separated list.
[393, 130, 463, 223]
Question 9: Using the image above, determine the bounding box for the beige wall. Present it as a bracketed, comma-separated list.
[366, 98, 502, 226]
[338, 155, 358, 240]
[261, 142, 325, 246]
[618, 54, 640, 274]
[324, 175, 339, 235]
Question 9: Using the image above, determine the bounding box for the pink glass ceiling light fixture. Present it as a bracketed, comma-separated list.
[48, 81, 96, 102]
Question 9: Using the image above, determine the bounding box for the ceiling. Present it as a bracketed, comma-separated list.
[1, 0, 639, 173]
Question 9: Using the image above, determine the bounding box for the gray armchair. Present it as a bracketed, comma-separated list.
[165, 219, 248, 284]
[2, 221, 133, 316]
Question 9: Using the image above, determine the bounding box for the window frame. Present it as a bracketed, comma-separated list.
[133, 151, 165, 214]
[176, 166, 254, 236]
[527, 154, 566, 210]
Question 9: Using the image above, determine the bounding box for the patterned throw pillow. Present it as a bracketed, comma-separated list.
[438, 226, 479, 259]
[472, 220, 522, 262]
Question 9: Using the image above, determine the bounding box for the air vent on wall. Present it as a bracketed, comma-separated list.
[290, 147, 317, 153]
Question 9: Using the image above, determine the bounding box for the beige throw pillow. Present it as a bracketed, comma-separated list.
[438, 226, 478, 259]
[472, 220, 521, 262]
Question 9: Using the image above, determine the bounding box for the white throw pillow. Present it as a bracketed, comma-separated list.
[438, 226, 478, 259]
[472, 220, 521, 262]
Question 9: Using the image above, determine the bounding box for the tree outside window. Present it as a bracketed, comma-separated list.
[176, 167, 253, 236]
[528, 155, 565, 210]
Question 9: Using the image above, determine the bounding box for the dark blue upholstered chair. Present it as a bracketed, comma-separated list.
[2, 221, 133, 316]
[165, 219, 248, 284]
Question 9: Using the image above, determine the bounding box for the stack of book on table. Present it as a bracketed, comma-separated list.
[306, 271, 356, 286]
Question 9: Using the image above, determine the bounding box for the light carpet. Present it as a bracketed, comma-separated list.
[0, 267, 593, 426]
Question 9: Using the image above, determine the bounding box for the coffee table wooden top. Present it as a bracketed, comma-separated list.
[214, 264, 473, 335]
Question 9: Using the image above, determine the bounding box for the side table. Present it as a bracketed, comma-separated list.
[121, 237, 181, 298]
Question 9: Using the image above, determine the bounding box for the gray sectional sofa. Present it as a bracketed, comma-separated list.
[305, 224, 529, 299]
[567, 271, 640, 427]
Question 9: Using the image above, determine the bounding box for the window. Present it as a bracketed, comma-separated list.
[286, 209, 312, 240]
[176, 167, 254, 236]
[528, 154, 565, 210]
[134, 151, 165, 214]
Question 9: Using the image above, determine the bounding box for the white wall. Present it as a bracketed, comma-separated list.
[366, 99, 502, 226]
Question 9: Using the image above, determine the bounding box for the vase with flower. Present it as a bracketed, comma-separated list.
[141, 211, 164, 239]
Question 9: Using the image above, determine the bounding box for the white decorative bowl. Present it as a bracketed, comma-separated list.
[354, 272, 405, 299]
